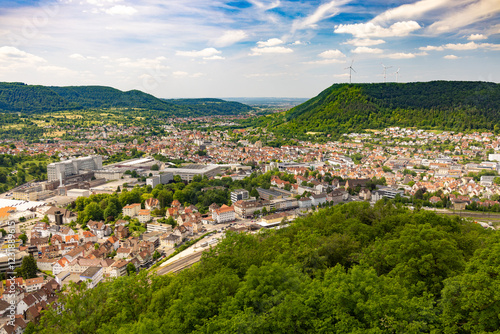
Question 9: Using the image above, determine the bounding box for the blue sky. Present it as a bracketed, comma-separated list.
[0, 0, 499, 98]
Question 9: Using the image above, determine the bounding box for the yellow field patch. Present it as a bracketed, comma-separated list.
[43, 130, 66, 137]
[1, 124, 24, 130]
[63, 114, 83, 119]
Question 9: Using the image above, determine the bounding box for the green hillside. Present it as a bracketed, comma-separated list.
[0, 83, 253, 116]
[0, 82, 75, 112]
[251, 81, 500, 139]
[33, 202, 500, 333]
[49, 85, 180, 111]
[163, 98, 254, 115]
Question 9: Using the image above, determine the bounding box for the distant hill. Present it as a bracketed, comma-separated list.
[223, 97, 309, 108]
[0, 82, 253, 116]
[162, 98, 253, 115]
[254, 81, 500, 138]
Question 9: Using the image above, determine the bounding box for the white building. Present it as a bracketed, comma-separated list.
[80, 267, 103, 289]
[122, 203, 141, 217]
[212, 205, 235, 224]
[298, 197, 312, 208]
[147, 223, 173, 234]
[24, 277, 44, 293]
[67, 189, 91, 198]
[47, 155, 102, 182]
[138, 209, 151, 223]
[146, 173, 173, 188]
[230, 189, 249, 203]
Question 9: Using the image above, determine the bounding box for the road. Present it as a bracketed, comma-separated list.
[155, 251, 204, 275]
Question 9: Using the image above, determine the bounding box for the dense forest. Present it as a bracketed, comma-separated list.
[246, 81, 500, 139]
[0, 83, 253, 116]
[162, 98, 254, 115]
[31, 201, 500, 333]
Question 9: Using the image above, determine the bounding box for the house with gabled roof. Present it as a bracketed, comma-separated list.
[87, 220, 111, 239]
[52, 257, 70, 275]
[145, 198, 160, 210]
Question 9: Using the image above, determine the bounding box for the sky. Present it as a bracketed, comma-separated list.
[0, 0, 499, 98]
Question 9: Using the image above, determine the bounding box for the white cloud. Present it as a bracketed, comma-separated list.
[481, 43, 500, 50]
[292, 41, 304, 45]
[490, 23, 500, 35]
[173, 71, 204, 78]
[70, 53, 87, 60]
[304, 59, 345, 65]
[444, 42, 479, 50]
[419, 45, 445, 51]
[104, 5, 137, 16]
[386, 52, 416, 59]
[116, 56, 169, 69]
[176, 48, 222, 58]
[419, 41, 500, 52]
[333, 73, 350, 78]
[344, 38, 385, 46]
[213, 30, 247, 47]
[444, 55, 460, 59]
[245, 72, 290, 78]
[0, 46, 45, 64]
[334, 21, 421, 38]
[250, 46, 293, 55]
[468, 33, 487, 40]
[257, 38, 284, 47]
[371, 0, 459, 24]
[318, 49, 346, 59]
[37, 65, 78, 76]
[292, 0, 349, 31]
[173, 71, 188, 77]
[86, 0, 123, 6]
[427, 0, 500, 34]
[248, 0, 281, 11]
[352, 46, 383, 54]
[203, 55, 225, 60]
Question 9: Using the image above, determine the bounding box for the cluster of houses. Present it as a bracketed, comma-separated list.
[0, 278, 60, 334]
[30, 219, 157, 287]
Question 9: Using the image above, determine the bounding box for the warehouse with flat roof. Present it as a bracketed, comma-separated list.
[161, 165, 221, 182]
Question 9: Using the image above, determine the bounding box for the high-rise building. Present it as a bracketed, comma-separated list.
[231, 189, 249, 203]
[47, 155, 103, 182]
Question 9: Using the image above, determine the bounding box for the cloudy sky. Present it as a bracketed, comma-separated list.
[0, 0, 499, 98]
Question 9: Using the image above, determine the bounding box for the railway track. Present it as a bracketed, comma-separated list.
[156, 251, 204, 276]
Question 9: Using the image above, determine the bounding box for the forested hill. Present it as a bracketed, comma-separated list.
[33, 202, 500, 333]
[0, 82, 253, 116]
[162, 98, 254, 115]
[251, 81, 500, 138]
[49, 85, 179, 111]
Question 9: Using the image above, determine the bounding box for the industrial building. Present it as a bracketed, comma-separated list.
[161, 165, 221, 182]
[47, 155, 102, 182]
[146, 173, 173, 188]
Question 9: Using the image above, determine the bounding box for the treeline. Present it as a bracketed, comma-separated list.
[32, 201, 500, 333]
[246, 81, 500, 140]
[162, 98, 254, 115]
[0, 83, 254, 116]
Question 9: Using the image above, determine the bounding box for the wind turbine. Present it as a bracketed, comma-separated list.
[345, 60, 356, 84]
[395, 67, 401, 82]
[381, 63, 392, 83]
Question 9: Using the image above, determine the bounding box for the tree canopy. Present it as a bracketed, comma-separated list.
[34, 201, 499, 333]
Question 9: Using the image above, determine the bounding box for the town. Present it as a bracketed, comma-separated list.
[1, 121, 500, 332]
